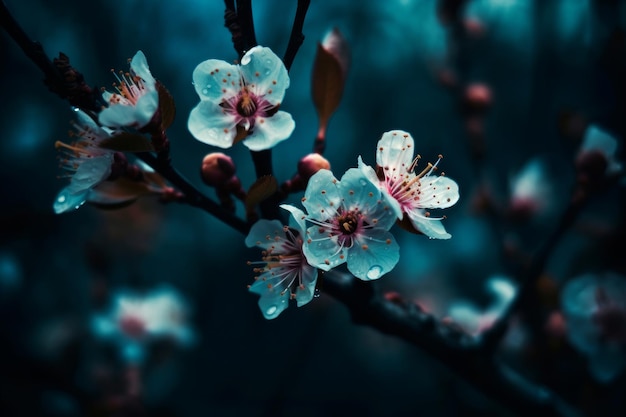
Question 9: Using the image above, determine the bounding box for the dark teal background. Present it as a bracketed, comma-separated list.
[2, 1, 626, 416]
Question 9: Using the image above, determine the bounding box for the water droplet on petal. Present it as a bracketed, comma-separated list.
[57, 195, 66, 203]
[366, 265, 382, 279]
[201, 88, 209, 95]
[266, 305, 278, 316]
[265, 59, 272, 66]
[360, 179, 368, 186]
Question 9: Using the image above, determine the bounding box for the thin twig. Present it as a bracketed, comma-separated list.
[283, 0, 311, 72]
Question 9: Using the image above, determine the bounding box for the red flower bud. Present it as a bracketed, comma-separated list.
[297, 153, 331, 182]
[201, 152, 237, 187]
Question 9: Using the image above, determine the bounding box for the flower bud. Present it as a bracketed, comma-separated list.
[201, 152, 237, 187]
[575, 125, 621, 187]
[297, 153, 331, 182]
[462, 83, 492, 114]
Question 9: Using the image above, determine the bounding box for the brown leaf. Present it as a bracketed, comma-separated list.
[311, 44, 344, 128]
[312, 28, 350, 129]
[157, 82, 176, 130]
[87, 178, 155, 209]
[100, 132, 154, 152]
[245, 175, 278, 212]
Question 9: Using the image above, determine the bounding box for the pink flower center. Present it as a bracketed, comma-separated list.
[119, 315, 146, 339]
[221, 87, 276, 130]
[109, 70, 148, 106]
[384, 155, 442, 210]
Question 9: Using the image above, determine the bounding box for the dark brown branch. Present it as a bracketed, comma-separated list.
[136, 152, 250, 234]
[236, 0, 257, 53]
[322, 271, 581, 417]
[283, 0, 311, 72]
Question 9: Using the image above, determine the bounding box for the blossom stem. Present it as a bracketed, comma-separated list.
[481, 187, 590, 352]
[136, 152, 250, 234]
[283, 0, 311, 72]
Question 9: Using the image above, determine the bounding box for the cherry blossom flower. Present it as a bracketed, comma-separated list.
[447, 276, 517, 337]
[245, 206, 317, 319]
[98, 50, 159, 129]
[53, 109, 114, 214]
[561, 272, 626, 382]
[284, 168, 400, 280]
[508, 158, 551, 219]
[359, 130, 460, 239]
[92, 285, 195, 363]
[578, 124, 622, 176]
[188, 46, 295, 151]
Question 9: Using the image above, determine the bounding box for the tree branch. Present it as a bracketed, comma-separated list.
[283, 0, 310, 72]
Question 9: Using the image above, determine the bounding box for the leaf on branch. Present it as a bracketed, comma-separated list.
[245, 175, 278, 212]
[86, 177, 155, 209]
[157, 82, 176, 130]
[100, 132, 155, 152]
[311, 27, 350, 128]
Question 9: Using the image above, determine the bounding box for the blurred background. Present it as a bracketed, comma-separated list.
[2, 0, 626, 416]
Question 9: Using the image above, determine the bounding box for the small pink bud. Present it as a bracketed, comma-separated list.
[297, 153, 331, 182]
[462, 83, 492, 114]
[464, 18, 486, 37]
[201, 152, 237, 187]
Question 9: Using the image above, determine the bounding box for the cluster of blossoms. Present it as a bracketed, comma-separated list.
[50, 45, 461, 322]
[53, 51, 161, 213]
[92, 285, 195, 363]
[561, 272, 626, 383]
[247, 130, 460, 319]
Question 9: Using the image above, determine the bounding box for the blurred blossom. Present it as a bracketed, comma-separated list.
[188, 46, 295, 151]
[92, 285, 195, 363]
[447, 275, 517, 337]
[359, 130, 459, 239]
[508, 158, 552, 220]
[99, 51, 159, 129]
[53, 109, 115, 214]
[246, 206, 317, 320]
[561, 272, 626, 383]
[290, 168, 400, 280]
[577, 124, 622, 176]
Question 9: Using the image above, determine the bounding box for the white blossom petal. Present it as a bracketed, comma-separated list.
[188, 100, 238, 148]
[407, 209, 452, 239]
[347, 230, 399, 280]
[191, 59, 240, 101]
[242, 111, 295, 151]
[239, 46, 289, 104]
[376, 130, 415, 173]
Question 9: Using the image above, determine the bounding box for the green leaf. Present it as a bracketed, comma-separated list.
[100, 132, 154, 152]
[157, 82, 176, 130]
[245, 175, 278, 211]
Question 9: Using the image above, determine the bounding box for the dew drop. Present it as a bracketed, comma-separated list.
[359, 179, 368, 186]
[366, 265, 382, 279]
[201, 88, 209, 95]
[57, 195, 66, 203]
[313, 288, 321, 298]
[266, 305, 278, 316]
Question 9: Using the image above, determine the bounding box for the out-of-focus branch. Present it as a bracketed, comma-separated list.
[321, 270, 581, 417]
